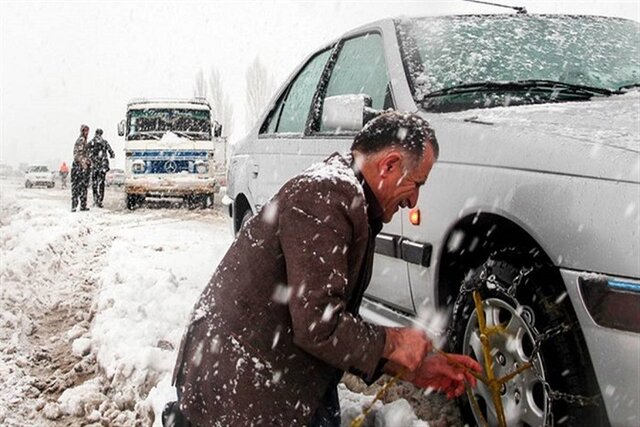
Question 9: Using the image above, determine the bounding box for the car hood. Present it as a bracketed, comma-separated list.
[427, 91, 640, 183]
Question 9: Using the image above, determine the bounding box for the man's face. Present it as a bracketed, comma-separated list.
[82, 128, 89, 138]
[373, 145, 436, 223]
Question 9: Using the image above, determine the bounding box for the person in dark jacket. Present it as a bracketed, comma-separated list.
[88, 128, 115, 208]
[169, 112, 480, 427]
[71, 124, 91, 212]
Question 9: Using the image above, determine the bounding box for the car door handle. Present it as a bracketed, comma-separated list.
[252, 164, 259, 178]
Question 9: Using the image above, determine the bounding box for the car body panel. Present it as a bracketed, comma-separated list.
[561, 269, 640, 425]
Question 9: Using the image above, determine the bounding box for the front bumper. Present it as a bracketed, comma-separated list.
[27, 179, 54, 186]
[125, 175, 219, 197]
[562, 269, 640, 426]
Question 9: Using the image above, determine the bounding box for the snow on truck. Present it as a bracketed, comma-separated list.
[117, 98, 223, 209]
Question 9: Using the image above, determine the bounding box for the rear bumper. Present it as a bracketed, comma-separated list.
[125, 176, 219, 197]
[562, 269, 640, 426]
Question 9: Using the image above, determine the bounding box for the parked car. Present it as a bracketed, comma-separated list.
[225, 14, 640, 426]
[105, 168, 125, 186]
[24, 165, 55, 188]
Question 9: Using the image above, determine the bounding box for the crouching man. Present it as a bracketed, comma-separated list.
[167, 111, 480, 426]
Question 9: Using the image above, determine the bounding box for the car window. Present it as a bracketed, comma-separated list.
[319, 33, 392, 132]
[261, 49, 332, 135]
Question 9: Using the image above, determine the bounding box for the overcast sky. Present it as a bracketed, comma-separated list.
[1, 0, 638, 169]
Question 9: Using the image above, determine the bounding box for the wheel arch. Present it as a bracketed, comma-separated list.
[436, 211, 559, 308]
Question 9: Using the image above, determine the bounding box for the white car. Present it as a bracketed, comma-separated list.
[105, 168, 125, 186]
[226, 14, 639, 427]
[24, 165, 55, 188]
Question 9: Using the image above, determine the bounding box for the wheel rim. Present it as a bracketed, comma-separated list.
[463, 297, 548, 426]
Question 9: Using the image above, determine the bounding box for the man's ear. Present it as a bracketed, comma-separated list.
[379, 151, 403, 177]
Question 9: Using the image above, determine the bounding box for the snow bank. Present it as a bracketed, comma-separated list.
[88, 214, 232, 425]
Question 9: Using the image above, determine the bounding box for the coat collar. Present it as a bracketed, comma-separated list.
[362, 180, 383, 236]
[342, 152, 384, 236]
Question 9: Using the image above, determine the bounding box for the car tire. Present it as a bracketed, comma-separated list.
[449, 248, 606, 426]
[25, 180, 32, 188]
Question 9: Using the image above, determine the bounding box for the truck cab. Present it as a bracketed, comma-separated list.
[118, 98, 223, 209]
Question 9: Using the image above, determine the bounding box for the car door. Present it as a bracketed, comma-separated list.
[307, 31, 415, 313]
[249, 48, 334, 210]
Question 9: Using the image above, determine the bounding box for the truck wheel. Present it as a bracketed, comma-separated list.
[202, 193, 214, 209]
[185, 195, 197, 210]
[126, 194, 139, 210]
[449, 249, 606, 426]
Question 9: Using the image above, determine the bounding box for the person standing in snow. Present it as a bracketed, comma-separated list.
[59, 161, 69, 189]
[168, 111, 480, 427]
[88, 128, 115, 208]
[71, 125, 91, 212]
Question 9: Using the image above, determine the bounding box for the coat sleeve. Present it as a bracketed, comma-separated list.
[73, 138, 82, 163]
[106, 141, 115, 158]
[278, 179, 386, 380]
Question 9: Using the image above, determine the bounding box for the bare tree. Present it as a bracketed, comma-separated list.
[207, 67, 234, 138]
[245, 56, 276, 128]
[193, 69, 208, 99]
[193, 67, 234, 137]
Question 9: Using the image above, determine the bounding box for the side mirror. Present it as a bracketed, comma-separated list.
[117, 120, 125, 137]
[213, 121, 222, 138]
[321, 94, 377, 132]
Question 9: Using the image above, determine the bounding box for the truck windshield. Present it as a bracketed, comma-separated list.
[396, 15, 640, 112]
[127, 108, 212, 140]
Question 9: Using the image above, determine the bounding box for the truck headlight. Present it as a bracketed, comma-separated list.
[194, 160, 208, 174]
[132, 160, 146, 174]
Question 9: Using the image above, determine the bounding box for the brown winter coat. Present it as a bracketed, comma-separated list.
[173, 153, 386, 426]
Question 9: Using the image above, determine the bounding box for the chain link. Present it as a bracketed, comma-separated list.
[530, 324, 601, 407]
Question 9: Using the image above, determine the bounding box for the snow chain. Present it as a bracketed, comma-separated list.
[448, 260, 601, 427]
[349, 368, 405, 427]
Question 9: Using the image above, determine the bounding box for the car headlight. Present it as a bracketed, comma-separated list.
[194, 160, 208, 174]
[132, 160, 146, 174]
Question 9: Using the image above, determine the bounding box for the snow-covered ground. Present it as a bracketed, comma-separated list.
[0, 177, 434, 427]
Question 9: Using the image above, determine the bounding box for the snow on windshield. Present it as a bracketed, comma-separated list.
[397, 15, 640, 101]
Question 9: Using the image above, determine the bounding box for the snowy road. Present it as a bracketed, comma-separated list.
[0, 178, 234, 426]
[0, 177, 447, 427]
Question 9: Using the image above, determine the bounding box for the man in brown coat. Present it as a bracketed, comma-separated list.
[169, 111, 480, 426]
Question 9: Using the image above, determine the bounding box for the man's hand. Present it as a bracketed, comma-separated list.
[382, 327, 432, 372]
[410, 353, 482, 399]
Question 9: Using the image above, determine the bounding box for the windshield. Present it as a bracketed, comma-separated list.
[396, 15, 640, 112]
[29, 166, 49, 173]
[127, 108, 212, 140]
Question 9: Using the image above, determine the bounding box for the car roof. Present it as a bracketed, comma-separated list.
[340, 13, 636, 39]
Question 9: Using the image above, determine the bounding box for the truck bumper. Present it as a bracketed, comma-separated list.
[125, 176, 219, 197]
